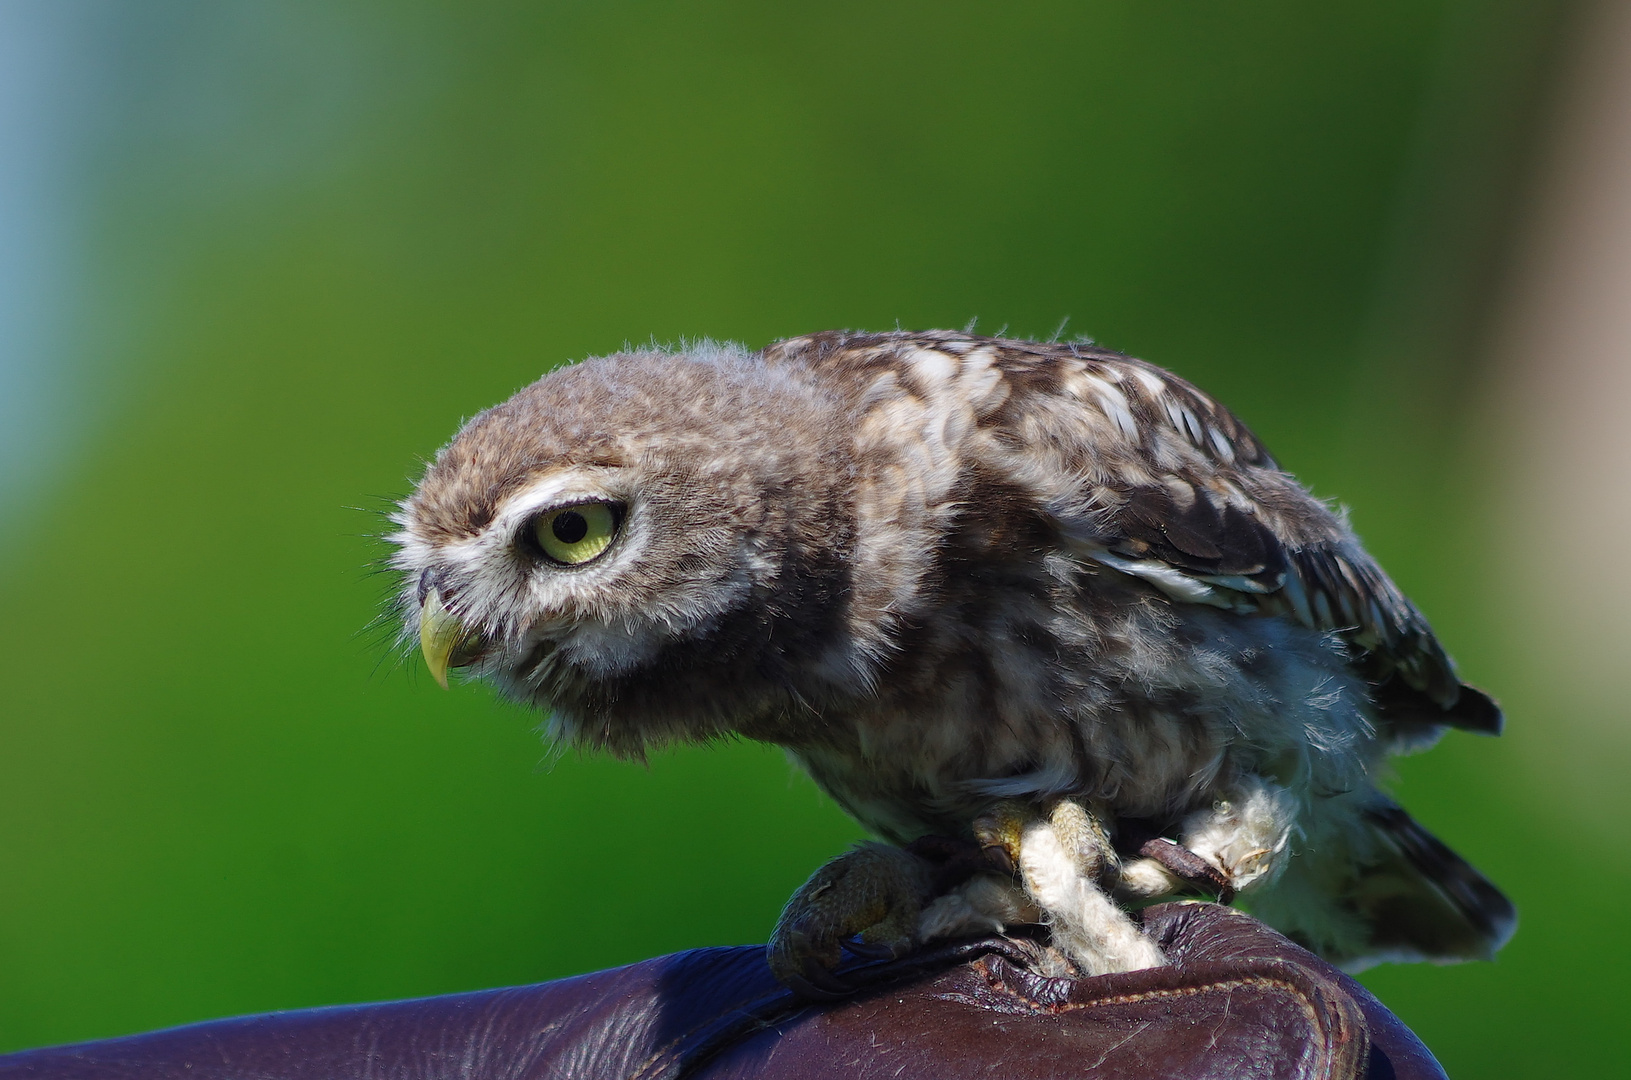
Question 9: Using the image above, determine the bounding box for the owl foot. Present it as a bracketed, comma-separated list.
[767, 842, 930, 998]
[1115, 777, 1296, 903]
[907, 828, 1041, 943]
[1128, 838, 1235, 903]
[974, 799, 1166, 975]
[1178, 777, 1294, 894]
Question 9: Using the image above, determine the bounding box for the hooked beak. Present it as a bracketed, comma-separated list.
[418, 587, 466, 689]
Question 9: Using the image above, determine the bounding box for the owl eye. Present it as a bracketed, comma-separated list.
[531, 501, 621, 565]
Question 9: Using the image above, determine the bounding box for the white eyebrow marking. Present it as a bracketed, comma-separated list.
[497, 472, 605, 521]
[485, 468, 627, 546]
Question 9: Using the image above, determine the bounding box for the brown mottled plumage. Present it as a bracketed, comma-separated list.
[390, 330, 1513, 983]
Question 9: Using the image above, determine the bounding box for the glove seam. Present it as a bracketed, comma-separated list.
[978, 959, 1361, 1080]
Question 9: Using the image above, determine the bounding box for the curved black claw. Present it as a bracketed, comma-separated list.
[841, 937, 899, 961]
[782, 962, 853, 1001]
[1139, 838, 1236, 905]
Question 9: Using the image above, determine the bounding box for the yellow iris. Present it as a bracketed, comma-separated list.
[534, 502, 619, 565]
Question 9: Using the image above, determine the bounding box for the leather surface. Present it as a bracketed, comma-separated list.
[0, 903, 1446, 1080]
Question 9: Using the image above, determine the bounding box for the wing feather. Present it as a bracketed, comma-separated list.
[1015, 344, 1499, 736]
[788, 331, 1500, 738]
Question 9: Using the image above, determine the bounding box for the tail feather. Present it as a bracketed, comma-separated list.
[1358, 804, 1515, 960]
[1247, 799, 1515, 969]
[1443, 684, 1504, 736]
[1373, 678, 1504, 751]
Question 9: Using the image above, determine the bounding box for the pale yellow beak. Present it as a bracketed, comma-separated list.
[418, 587, 466, 689]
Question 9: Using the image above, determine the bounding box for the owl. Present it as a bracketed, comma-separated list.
[389, 330, 1514, 993]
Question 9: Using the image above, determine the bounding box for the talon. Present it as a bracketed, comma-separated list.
[1138, 837, 1236, 904]
[841, 938, 897, 961]
[981, 843, 1016, 876]
[973, 801, 1029, 877]
[784, 970, 850, 1002]
[981, 844, 1016, 876]
[1235, 846, 1272, 870]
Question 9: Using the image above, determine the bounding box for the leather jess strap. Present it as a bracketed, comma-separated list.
[0, 903, 1446, 1080]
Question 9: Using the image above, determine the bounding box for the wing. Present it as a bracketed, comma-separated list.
[774, 329, 1499, 738]
[989, 340, 1501, 738]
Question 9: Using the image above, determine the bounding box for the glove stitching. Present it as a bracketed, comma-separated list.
[638, 938, 1031, 1080]
[979, 963, 1339, 1078]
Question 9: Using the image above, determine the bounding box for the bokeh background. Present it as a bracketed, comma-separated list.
[2, 2, 1626, 1075]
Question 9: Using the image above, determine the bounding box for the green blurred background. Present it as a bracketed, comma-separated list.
[2, 2, 1623, 1075]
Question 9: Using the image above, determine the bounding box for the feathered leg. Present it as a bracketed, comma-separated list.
[1117, 776, 1297, 903]
[971, 799, 1166, 974]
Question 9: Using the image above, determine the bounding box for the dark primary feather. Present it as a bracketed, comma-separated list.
[1002, 337, 1494, 737]
[1111, 482, 1287, 586]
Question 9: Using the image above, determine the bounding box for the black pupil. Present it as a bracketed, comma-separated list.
[551, 510, 589, 544]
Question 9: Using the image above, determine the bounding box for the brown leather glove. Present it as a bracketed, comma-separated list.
[0, 903, 1444, 1080]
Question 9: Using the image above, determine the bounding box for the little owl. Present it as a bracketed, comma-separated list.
[389, 330, 1513, 992]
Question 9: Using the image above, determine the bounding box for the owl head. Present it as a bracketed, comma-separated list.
[388, 342, 860, 755]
